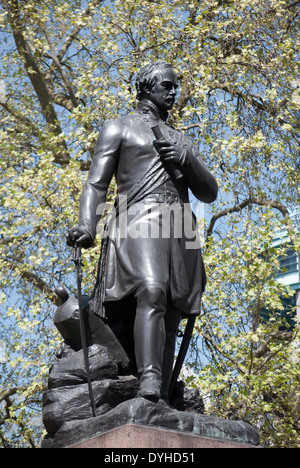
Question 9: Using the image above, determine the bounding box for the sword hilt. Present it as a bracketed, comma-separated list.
[72, 242, 83, 279]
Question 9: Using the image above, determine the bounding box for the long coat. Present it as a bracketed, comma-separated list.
[78, 100, 218, 318]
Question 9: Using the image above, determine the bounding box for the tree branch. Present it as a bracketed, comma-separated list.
[285, 1, 300, 9]
[4, 0, 70, 166]
[206, 197, 298, 253]
[0, 101, 40, 136]
[43, 27, 79, 110]
[206, 198, 252, 238]
[0, 385, 29, 405]
[201, 331, 246, 375]
[19, 269, 59, 305]
[0, 385, 37, 448]
[45, 0, 106, 83]
[4, 256, 59, 305]
[254, 330, 294, 359]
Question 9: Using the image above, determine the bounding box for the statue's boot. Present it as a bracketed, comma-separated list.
[134, 282, 167, 400]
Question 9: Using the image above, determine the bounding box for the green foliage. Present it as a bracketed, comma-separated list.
[196, 210, 299, 448]
[0, 0, 299, 447]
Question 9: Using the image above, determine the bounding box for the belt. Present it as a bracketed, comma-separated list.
[143, 191, 184, 206]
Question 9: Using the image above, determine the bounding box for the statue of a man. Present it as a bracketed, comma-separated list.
[67, 61, 218, 402]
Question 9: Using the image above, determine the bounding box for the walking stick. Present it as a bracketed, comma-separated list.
[73, 242, 97, 417]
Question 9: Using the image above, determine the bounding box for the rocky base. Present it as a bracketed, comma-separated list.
[42, 397, 260, 449]
[42, 291, 260, 449]
[42, 341, 204, 436]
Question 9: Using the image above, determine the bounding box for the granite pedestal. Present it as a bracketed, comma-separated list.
[69, 423, 259, 449]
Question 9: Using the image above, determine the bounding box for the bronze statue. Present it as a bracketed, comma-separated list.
[67, 61, 218, 403]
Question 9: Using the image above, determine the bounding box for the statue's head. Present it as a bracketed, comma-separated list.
[135, 61, 178, 111]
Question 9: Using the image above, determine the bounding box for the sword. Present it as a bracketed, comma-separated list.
[73, 242, 96, 417]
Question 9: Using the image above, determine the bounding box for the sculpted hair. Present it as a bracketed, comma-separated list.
[135, 61, 173, 101]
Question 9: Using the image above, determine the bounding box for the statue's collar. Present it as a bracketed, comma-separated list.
[135, 99, 168, 122]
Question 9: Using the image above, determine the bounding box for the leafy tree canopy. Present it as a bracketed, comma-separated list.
[0, 0, 299, 447]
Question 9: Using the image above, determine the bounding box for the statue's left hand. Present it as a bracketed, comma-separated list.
[155, 139, 186, 167]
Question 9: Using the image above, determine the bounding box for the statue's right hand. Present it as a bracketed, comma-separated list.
[66, 227, 94, 249]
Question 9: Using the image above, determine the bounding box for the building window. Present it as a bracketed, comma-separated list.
[276, 246, 298, 276]
[260, 291, 298, 330]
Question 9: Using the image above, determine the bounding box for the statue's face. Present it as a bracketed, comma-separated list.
[147, 67, 178, 111]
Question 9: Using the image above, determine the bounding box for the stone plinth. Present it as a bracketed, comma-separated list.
[42, 397, 260, 449]
[69, 423, 259, 449]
